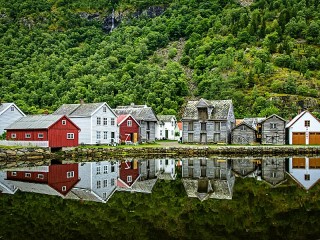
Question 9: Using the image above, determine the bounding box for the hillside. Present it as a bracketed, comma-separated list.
[1, 0, 320, 118]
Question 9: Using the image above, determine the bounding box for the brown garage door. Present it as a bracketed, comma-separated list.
[292, 132, 305, 145]
[309, 132, 320, 145]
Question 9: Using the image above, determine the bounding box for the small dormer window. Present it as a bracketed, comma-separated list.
[127, 120, 132, 127]
[62, 120, 66, 125]
[198, 108, 208, 120]
[103, 106, 107, 112]
[10, 106, 14, 111]
[305, 120, 310, 127]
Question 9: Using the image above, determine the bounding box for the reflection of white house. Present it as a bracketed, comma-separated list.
[73, 161, 119, 203]
[0, 171, 18, 194]
[286, 110, 320, 145]
[0, 103, 25, 136]
[182, 158, 235, 201]
[287, 157, 320, 190]
[156, 115, 178, 140]
[155, 158, 176, 180]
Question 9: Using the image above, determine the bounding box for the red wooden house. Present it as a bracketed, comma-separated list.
[117, 114, 140, 143]
[117, 160, 140, 188]
[5, 115, 80, 148]
[6, 163, 80, 196]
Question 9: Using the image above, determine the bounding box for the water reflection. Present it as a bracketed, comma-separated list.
[1, 156, 320, 203]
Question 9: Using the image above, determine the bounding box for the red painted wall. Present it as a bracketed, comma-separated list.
[48, 116, 79, 147]
[7, 171, 48, 183]
[119, 161, 139, 187]
[6, 129, 48, 141]
[119, 116, 139, 142]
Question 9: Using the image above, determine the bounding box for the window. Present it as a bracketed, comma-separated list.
[67, 171, 74, 178]
[96, 166, 101, 175]
[160, 130, 163, 136]
[103, 106, 107, 112]
[103, 131, 108, 139]
[11, 172, 17, 176]
[171, 130, 174, 136]
[305, 120, 310, 127]
[38, 133, 44, 138]
[305, 174, 310, 180]
[127, 175, 132, 183]
[96, 131, 101, 140]
[271, 172, 277, 178]
[97, 180, 101, 189]
[160, 160, 162, 165]
[201, 122, 206, 131]
[188, 122, 194, 131]
[103, 117, 108, 125]
[97, 117, 101, 125]
[37, 174, 44, 179]
[270, 123, 277, 129]
[214, 133, 220, 142]
[111, 178, 115, 186]
[103, 192, 107, 199]
[111, 118, 115, 126]
[10, 106, 14, 111]
[62, 120, 66, 125]
[171, 121, 174, 127]
[111, 163, 115, 172]
[67, 133, 74, 139]
[25, 173, 31, 177]
[62, 186, 67, 192]
[240, 125, 246, 131]
[11, 133, 16, 139]
[25, 133, 31, 138]
[214, 122, 221, 131]
[165, 159, 168, 165]
[188, 133, 194, 142]
[103, 179, 108, 187]
[127, 120, 132, 127]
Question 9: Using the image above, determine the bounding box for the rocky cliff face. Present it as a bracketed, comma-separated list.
[79, 6, 167, 33]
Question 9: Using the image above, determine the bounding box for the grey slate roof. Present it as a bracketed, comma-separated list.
[182, 99, 233, 120]
[5, 115, 64, 130]
[157, 115, 176, 122]
[242, 117, 266, 128]
[53, 102, 107, 117]
[114, 104, 158, 121]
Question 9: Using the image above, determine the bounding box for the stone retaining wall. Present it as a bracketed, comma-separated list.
[1, 146, 320, 168]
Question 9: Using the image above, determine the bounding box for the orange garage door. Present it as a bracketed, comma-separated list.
[309, 132, 320, 145]
[292, 132, 305, 145]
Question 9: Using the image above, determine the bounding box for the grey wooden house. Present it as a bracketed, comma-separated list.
[231, 158, 260, 177]
[114, 104, 158, 143]
[261, 157, 286, 186]
[181, 99, 235, 144]
[231, 122, 257, 144]
[258, 114, 286, 144]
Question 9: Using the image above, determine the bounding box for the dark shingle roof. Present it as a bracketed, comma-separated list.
[5, 115, 64, 130]
[157, 115, 176, 122]
[182, 99, 233, 120]
[53, 103, 107, 117]
[114, 105, 158, 121]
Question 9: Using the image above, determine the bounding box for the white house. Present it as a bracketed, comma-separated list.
[72, 161, 119, 203]
[0, 103, 25, 136]
[155, 158, 176, 180]
[156, 115, 178, 140]
[0, 171, 18, 194]
[287, 157, 320, 190]
[286, 110, 320, 145]
[53, 102, 119, 145]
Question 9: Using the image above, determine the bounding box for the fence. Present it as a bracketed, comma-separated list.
[0, 140, 49, 147]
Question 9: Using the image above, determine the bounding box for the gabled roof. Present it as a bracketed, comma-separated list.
[117, 114, 140, 126]
[259, 114, 286, 124]
[157, 115, 176, 122]
[53, 102, 117, 117]
[182, 99, 233, 120]
[114, 104, 158, 122]
[243, 117, 266, 128]
[286, 110, 320, 128]
[232, 121, 257, 132]
[117, 176, 157, 194]
[0, 103, 25, 116]
[5, 114, 79, 130]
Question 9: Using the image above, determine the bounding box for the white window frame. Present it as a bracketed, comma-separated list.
[67, 171, 74, 178]
[103, 117, 108, 125]
[305, 120, 310, 127]
[37, 174, 44, 179]
[103, 131, 108, 139]
[103, 106, 107, 112]
[11, 133, 16, 139]
[96, 131, 101, 140]
[103, 179, 108, 188]
[67, 133, 74, 139]
[38, 133, 44, 138]
[103, 165, 108, 174]
[97, 117, 101, 125]
[111, 118, 115, 126]
[97, 180, 101, 189]
[111, 178, 115, 186]
[62, 186, 67, 192]
[25, 173, 31, 177]
[103, 192, 107, 198]
[127, 120, 132, 127]
[127, 175, 132, 183]
[25, 133, 31, 138]
[11, 172, 17, 176]
[62, 120, 67, 125]
[96, 166, 101, 175]
[10, 106, 14, 111]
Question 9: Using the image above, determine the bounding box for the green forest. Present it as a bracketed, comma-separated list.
[1, 0, 320, 118]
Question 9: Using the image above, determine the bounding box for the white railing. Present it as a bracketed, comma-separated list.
[0, 140, 49, 147]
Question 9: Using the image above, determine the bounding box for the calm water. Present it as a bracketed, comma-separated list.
[1, 156, 320, 239]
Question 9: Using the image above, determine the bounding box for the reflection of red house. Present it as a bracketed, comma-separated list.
[117, 160, 140, 188]
[5, 115, 80, 148]
[117, 114, 140, 143]
[6, 163, 80, 195]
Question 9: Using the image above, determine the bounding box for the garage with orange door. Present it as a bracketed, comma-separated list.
[309, 132, 320, 145]
[292, 132, 306, 145]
